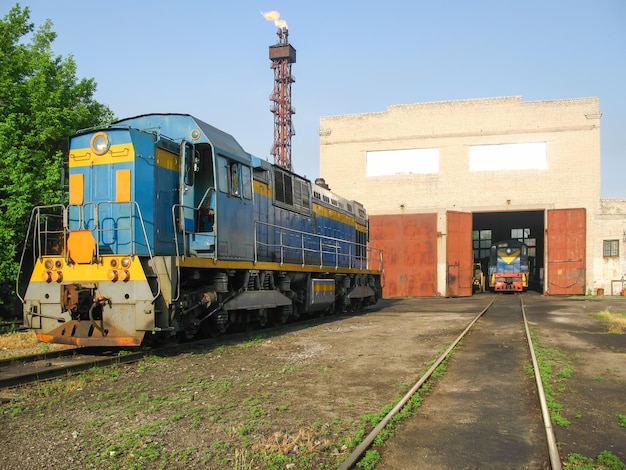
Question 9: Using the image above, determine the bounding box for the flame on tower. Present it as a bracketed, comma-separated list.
[261, 10, 288, 29]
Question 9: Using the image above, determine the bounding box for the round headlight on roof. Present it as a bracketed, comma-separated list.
[91, 132, 110, 155]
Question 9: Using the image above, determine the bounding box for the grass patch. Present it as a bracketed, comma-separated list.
[0, 329, 75, 359]
[240, 333, 267, 348]
[527, 331, 574, 427]
[565, 451, 626, 469]
[340, 357, 448, 469]
[591, 310, 626, 334]
[0, 330, 45, 355]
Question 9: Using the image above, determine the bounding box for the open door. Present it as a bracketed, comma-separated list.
[179, 141, 196, 232]
[447, 211, 473, 297]
[547, 208, 586, 295]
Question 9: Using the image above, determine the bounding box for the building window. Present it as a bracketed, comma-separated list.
[473, 229, 491, 261]
[603, 240, 619, 257]
[511, 228, 535, 257]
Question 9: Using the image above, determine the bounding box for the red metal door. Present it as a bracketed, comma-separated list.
[446, 211, 473, 297]
[547, 208, 586, 295]
[369, 213, 437, 297]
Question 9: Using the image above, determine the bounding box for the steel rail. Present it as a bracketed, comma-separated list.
[338, 295, 499, 470]
[520, 295, 563, 470]
[0, 351, 144, 390]
[0, 348, 80, 369]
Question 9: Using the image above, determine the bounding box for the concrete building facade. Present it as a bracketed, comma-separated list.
[318, 96, 625, 296]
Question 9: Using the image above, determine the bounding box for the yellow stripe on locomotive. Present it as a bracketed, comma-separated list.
[496, 248, 521, 265]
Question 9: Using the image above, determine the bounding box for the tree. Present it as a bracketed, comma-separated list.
[0, 4, 114, 317]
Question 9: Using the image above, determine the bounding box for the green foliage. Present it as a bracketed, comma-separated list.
[356, 449, 381, 469]
[565, 451, 626, 470]
[596, 450, 626, 470]
[0, 4, 113, 315]
[566, 453, 595, 469]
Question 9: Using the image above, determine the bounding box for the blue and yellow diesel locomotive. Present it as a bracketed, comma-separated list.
[487, 239, 529, 292]
[18, 114, 383, 346]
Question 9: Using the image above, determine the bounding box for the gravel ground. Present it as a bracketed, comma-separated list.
[0, 294, 624, 469]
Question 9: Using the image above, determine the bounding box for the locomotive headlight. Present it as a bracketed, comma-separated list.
[55, 260, 63, 269]
[110, 259, 118, 268]
[44, 259, 53, 270]
[91, 132, 110, 155]
[121, 257, 131, 268]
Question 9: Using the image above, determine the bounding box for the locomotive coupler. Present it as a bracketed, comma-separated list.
[89, 295, 111, 336]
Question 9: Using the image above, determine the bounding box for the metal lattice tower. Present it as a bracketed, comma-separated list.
[269, 27, 296, 171]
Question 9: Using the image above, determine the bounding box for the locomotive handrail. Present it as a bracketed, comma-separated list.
[171, 203, 195, 301]
[93, 200, 161, 302]
[171, 204, 182, 302]
[171, 202, 217, 258]
[171, 203, 188, 260]
[170, 199, 219, 302]
[197, 186, 216, 213]
[253, 220, 382, 272]
[16, 204, 67, 304]
[67, 202, 97, 231]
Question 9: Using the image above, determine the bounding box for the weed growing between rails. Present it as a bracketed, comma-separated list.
[565, 451, 626, 470]
[528, 329, 626, 470]
[349, 356, 452, 470]
[526, 330, 574, 427]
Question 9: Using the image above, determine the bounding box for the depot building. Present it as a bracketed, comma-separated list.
[318, 96, 625, 297]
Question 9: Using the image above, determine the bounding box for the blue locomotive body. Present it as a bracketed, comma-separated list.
[19, 114, 382, 346]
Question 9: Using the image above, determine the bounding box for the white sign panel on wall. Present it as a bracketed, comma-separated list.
[469, 142, 547, 171]
[366, 148, 439, 176]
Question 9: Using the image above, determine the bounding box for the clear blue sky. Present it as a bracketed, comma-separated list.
[10, 0, 626, 196]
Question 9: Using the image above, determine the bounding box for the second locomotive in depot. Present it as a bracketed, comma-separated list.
[488, 239, 529, 292]
[18, 114, 383, 347]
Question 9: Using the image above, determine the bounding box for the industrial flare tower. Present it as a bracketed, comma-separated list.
[269, 27, 296, 172]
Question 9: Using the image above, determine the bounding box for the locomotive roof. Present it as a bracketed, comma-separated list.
[112, 113, 252, 165]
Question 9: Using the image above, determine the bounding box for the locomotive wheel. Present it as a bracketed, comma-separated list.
[142, 331, 169, 347]
[271, 305, 290, 325]
[205, 311, 229, 337]
[291, 302, 301, 321]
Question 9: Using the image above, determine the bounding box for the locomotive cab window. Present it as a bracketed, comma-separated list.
[216, 157, 251, 199]
[230, 163, 240, 196]
[217, 156, 229, 193]
[241, 166, 252, 200]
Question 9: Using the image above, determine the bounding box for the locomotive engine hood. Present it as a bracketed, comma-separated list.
[112, 113, 254, 165]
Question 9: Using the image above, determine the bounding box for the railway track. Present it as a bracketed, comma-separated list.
[341, 293, 562, 470]
[0, 348, 145, 391]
